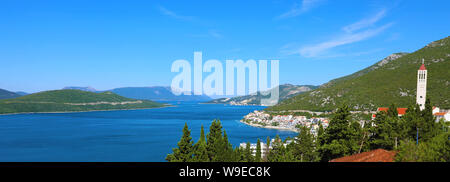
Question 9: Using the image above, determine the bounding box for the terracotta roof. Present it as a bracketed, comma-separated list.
[419, 64, 426, 70]
[397, 108, 407, 115]
[377, 107, 389, 112]
[330, 149, 397, 162]
[376, 107, 408, 115]
[434, 112, 446, 116]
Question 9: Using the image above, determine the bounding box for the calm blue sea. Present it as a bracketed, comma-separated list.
[0, 102, 297, 161]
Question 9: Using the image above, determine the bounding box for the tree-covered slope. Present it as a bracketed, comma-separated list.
[205, 84, 318, 106]
[0, 89, 164, 114]
[267, 36, 450, 112]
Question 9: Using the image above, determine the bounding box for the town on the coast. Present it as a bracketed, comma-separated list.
[239, 62, 450, 156]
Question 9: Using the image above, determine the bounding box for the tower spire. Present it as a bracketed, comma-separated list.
[416, 60, 427, 110]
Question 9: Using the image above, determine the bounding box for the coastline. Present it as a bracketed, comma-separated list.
[239, 120, 299, 133]
[200, 102, 265, 106]
[0, 104, 174, 116]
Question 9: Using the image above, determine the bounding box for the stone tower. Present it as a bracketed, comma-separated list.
[416, 59, 427, 110]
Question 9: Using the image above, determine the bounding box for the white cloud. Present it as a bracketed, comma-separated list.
[157, 6, 194, 21]
[277, 0, 324, 19]
[342, 9, 386, 33]
[299, 23, 392, 57]
[284, 9, 393, 58]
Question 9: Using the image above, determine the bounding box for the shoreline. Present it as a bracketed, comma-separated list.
[239, 120, 299, 133]
[199, 102, 265, 106]
[0, 104, 174, 116]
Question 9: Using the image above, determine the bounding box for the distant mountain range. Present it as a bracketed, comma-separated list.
[267, 36, 450, 112]
[0, 89, 28, 99]
[0, 89, 164, 114]
[205, 84, 318, 106]
[62, 86, 212, 101]
[0, 88, 22, 99]
[15, 91, 29, 96]
[1, 86, 213, 103]
[106, 87, 212, 101]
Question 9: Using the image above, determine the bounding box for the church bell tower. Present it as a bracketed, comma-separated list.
[416, 59, 427, 110]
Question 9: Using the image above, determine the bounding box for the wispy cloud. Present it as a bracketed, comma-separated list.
[157, 6, 194, 21]
[277, 0, 324, 19]
[284, 9, 393, 58]
[342, 9, 386, 33]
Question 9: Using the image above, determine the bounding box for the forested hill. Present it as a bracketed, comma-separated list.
[267, 36, 450, 112]
[0, 89, 164, 114]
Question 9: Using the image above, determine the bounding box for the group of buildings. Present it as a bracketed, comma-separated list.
[241, 110, 329, 134]
[240, 62, 448, 160]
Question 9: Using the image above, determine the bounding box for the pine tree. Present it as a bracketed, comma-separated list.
[244, 142, 254, 162]
[420, 98, 439, 140]
[217, 130, 233, 162]
[318, 124, 324, 138]
[368, 111, 399, 150]
[319, 105, 360, 161]
[193, 125, 209, 162]
[264, 136, 270, 162]
[166, 123, 194, 162]
[206, 120, 224, 161]
[267, 135, 284, 162]
[293, 126, 318, 162]
[255, 138, 261, 162]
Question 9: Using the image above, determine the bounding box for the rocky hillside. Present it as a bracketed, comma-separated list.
[205, 84, 318, 106]
[267, 36, 450, 111]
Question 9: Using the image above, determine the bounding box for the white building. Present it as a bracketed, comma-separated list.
[416, 60, 427, 110]
[432, 107, 450, 122]
[239, 142, 271, 159]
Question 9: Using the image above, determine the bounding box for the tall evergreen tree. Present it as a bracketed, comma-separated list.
[193, 125, 209, 162]
[217, 130, 233, 162]
[255, 138, 261, 162]
[319, 105, 360, 161]
[244, 142, 254, 162]
[368, 111, 399, 150]
[166, 123, 194, 162]
[293, 126, 318, 162]
[267, 135, 285, 162]
[318, 124, 324, 139]
[264, 136, 270, 162]
[206, 120, 224, 161]
[420, 99, 439, 140]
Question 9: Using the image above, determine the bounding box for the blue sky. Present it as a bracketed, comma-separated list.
[0, 0, 449, 93]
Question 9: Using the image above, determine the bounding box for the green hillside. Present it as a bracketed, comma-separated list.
[0, 89, 164, 114]
[267, 36, 450, 112]
[205, 84, 318, 106]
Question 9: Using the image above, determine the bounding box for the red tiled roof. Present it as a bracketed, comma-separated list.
[397, 108, 407, 115]
[377, 107, 389, 112]
[376, 107, 407, 115]
[434, 112, 446, 116]
[419, 64, 426, 70]
[330, 149, 397, 162]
